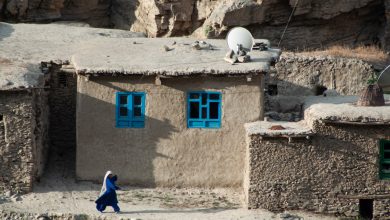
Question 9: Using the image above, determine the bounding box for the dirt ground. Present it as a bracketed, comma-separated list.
[0, 176, 337, 220]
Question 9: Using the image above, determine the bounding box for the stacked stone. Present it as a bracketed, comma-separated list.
[245, 120, 390, 218]
[0, 90, 49, 195]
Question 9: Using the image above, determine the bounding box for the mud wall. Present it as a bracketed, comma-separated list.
[246, 121, 390, 218]
[0, 90, 49, 194]
[76, 75, 264, 187]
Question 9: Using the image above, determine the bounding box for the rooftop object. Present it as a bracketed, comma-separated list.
[355, 64, 390, 106]
[226, 27, 254, 54]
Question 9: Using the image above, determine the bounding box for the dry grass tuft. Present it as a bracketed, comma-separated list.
[0, 57, 12, 65]
[298, 45, 389, 67]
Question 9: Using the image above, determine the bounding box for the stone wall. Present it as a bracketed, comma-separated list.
[271, 53, 376, 97]
[0, 90, 49, 194]
[264, 54, 377, 121]
[245, 121, 390, 218]
[76, 75, 264, 187]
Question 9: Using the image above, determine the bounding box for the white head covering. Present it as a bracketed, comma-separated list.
[99, 170, 112, 196]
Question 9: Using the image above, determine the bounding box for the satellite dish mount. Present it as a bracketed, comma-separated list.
[224, 27, 254, 64]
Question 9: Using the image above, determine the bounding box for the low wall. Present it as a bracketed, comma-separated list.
[246, 121, 390, 218]
[271, 54, 376, 96]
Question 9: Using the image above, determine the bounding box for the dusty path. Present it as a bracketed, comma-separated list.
[0, 176, 337, 220]
[0, 125, 337, 220]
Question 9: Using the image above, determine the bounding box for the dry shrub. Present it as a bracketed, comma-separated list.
[299, 45, 389, 66]
[0, 57, 12, 65]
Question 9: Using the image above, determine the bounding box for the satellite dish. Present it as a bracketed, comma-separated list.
[226, 27, 254, 54]
[378, 65, 390, 92]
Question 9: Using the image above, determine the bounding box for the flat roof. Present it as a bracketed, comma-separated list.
[0, 22, 280, 90]
[71, 38, 281, 76]
[304, 95, 390, 125]
[247, 95, 390, 137]
[0, 22, 145, 90]
[0, 59, 43, 90]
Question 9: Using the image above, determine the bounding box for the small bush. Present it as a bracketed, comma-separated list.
[299, 45, 389, 66]
[204, 25, 213, 36]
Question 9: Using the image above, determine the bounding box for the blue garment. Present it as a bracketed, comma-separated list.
[95, 176, 120, 212]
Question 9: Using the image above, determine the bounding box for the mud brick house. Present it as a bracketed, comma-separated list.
[0, 60, 49, 194]
[244, 96, 390, 219]
[71, 38, 280, 187]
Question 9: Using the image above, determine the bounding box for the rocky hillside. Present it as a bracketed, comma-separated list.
[0, 0, 389, 50]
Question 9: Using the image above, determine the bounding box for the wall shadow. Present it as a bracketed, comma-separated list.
[0, 22, 14, 41]
[75, 91, 177, 188]
[35, 72, 178, 193]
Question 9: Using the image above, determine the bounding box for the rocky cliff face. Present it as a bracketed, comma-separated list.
[0, 0, 110, 27]
[0, 0, 388, 50]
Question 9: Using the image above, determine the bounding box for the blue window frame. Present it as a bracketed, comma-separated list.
[379, 139, 390, 180]
[116, 92, 145, 128]
[187, 91, 222, 128]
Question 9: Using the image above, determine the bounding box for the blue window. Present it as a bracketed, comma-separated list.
[380, 139, 390, 180]
[187, 91, 222, 128]
[116, 92, 145, 128]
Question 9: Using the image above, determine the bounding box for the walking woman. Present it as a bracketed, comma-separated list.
[95, 171, 121, 213]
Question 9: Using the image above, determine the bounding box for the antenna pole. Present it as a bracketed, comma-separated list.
[378, 64, 390, 81]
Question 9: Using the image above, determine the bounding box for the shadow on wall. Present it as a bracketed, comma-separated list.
[76, 91, 178, 187]
[0, 22, 14, 41]
[95, 75, 235, 92]
[264, 77, 317, 115]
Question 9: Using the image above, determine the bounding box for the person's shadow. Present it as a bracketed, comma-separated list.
[106, 207, 235, 214]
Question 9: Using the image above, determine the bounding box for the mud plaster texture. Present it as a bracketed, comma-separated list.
[71, 38, 280, 77]
[245, 120, 390, 218]
[0, 90, 49, 194]
[76, 75, 264, 188]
